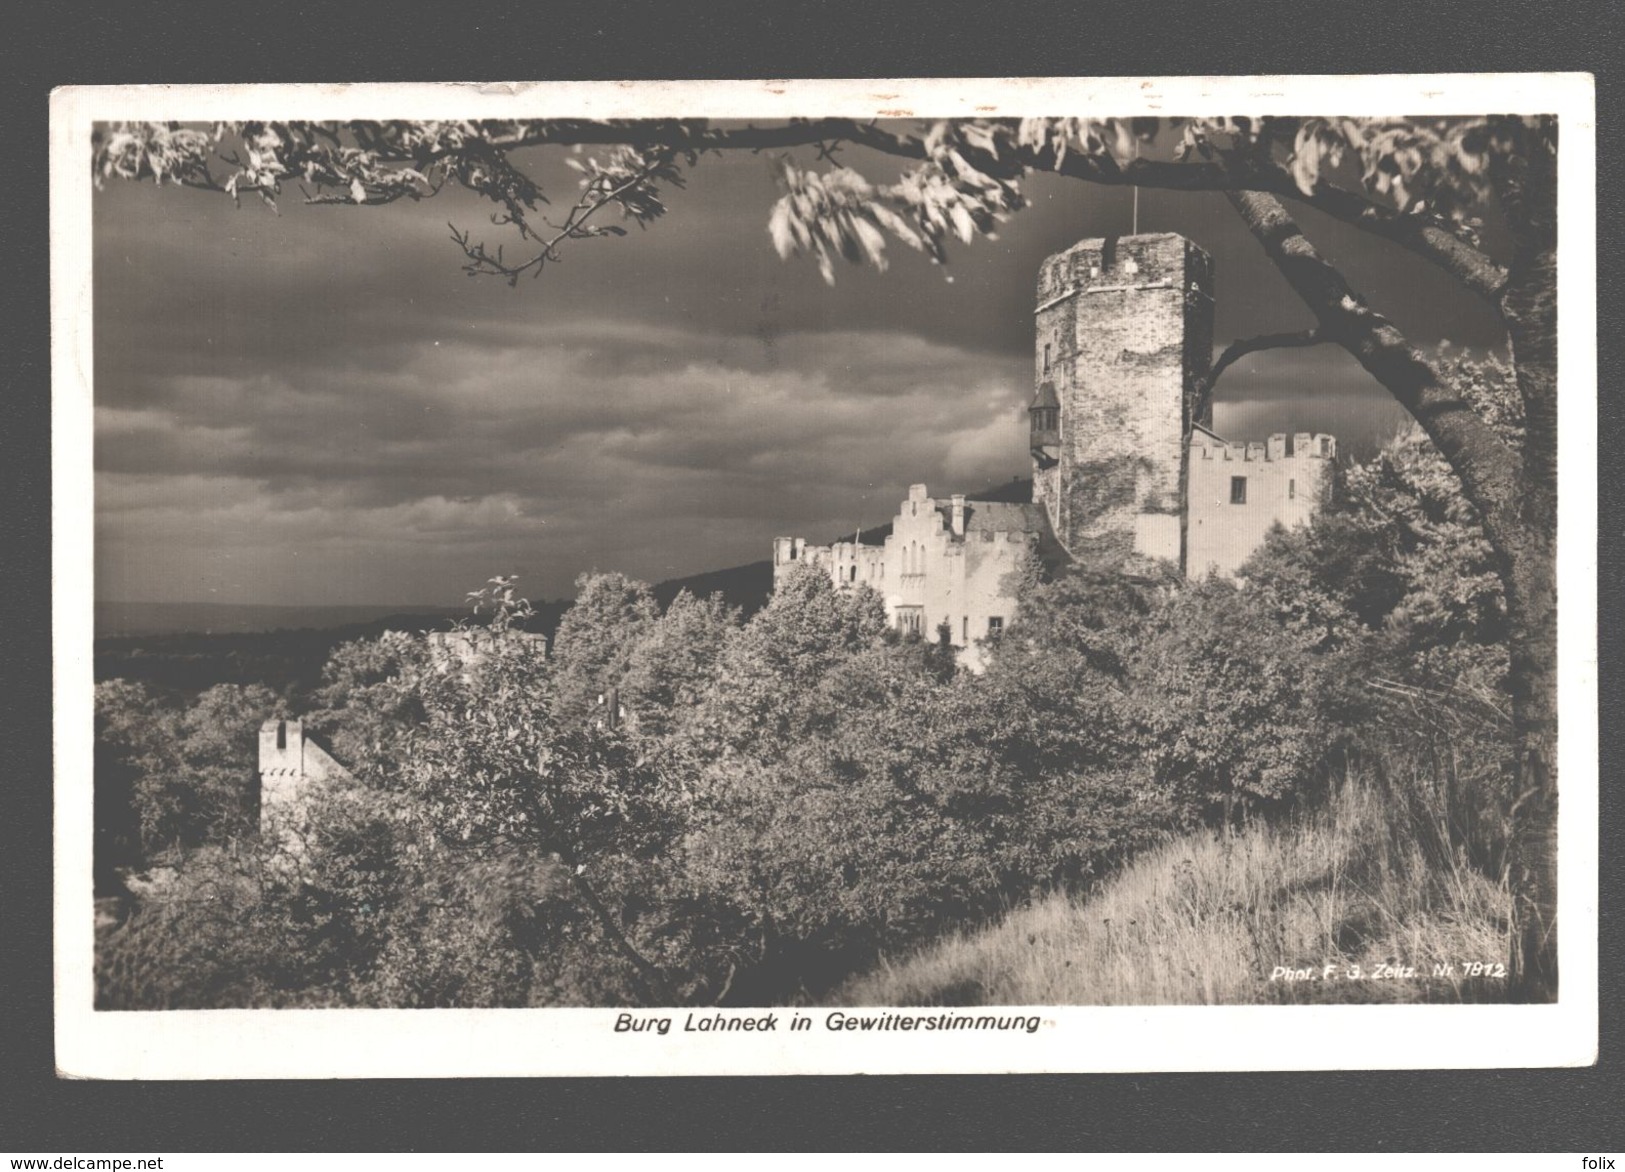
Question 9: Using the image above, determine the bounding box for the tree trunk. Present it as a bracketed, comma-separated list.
[1498, 234, 1560, 1003]
[1222, 185, 1562, 1000]
[571, 869, 676, 1006]
[1502, 536, 1559, 1001]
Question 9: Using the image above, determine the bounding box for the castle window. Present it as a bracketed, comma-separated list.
[1289, 478, 1296, 500]
[987, 616, 1004, 638]
[1230, 476, 1248, 505]
[1043, 342, 1052, 373]
[963, 616, 968, 641]
[276, 720, 287, 751]
[1319, 436, 1331, 456]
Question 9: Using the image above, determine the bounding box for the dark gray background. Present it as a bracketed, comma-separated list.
[7, 0, 1621, 1152]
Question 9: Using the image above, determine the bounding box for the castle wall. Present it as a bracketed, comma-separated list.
[774, 232, 1335, 661]
[774, 484, 1041, 670]
[1033, 232, 1214, 571]
[1187, 431, 1336, 577]
[258, 718, 352, 850]
[425, 628, 548, 680]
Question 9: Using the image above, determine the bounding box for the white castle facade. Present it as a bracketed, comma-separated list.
[774, 232, 1337, 662]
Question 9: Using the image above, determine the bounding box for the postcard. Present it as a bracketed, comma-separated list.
[52, 75, 1597, 1077]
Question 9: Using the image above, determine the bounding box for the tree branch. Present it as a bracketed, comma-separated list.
[1193, 328, 1329, 421]
[612, 119, 1508, 304]
[452, 149, 673, 284]
[569, 869, 675, 1006]
[223, 119, 1510, 304]
[1221, 189, 1524, 555]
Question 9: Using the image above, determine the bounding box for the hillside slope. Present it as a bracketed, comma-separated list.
[832, 775, 1511, 1006]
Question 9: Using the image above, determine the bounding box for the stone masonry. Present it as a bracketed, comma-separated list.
[773, 486, 1059, 670]
[1032, 232, 1215, 570]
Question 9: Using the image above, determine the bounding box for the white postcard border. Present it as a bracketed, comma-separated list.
[51, 74, 1599, 1078]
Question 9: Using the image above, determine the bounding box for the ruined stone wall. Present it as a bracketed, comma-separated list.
[1033, 232, 1213, 571]
[1187, 430, 1336, 577]
[425, 628, 548, 674]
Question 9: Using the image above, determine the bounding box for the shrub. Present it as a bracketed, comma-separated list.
[1131, 577, 1333, 817]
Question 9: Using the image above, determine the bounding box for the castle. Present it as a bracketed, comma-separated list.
[256, 630, 546, 848]
[258, 717, 352, 852]
[773, 232, 1336, 661]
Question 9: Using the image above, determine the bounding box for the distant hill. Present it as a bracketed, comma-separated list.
[652, 560, 775, 615]
[93, 477, 1036, 695]
[95, 600, 470, 638]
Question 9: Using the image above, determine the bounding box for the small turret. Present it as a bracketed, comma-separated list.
[1029, 380, 1060, 467]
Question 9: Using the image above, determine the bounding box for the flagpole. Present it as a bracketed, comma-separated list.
[1132, 130, 1140, 235]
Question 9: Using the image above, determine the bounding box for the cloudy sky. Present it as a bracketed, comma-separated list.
[93, 123, 1509, 606]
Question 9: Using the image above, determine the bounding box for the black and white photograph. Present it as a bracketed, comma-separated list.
[51, 77, 1597, 1077]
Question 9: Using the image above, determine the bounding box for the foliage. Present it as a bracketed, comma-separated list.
[91, 116, 1538, 286]
[402, 640, 675, 862]
[463, 574, 537, 633]
[97, 831, 379, 1010]
[93, 680, 173, 886]
[306, 630, 434, 788]
[619, 589, 738, 739]
[687, 563, 887, 758]
[681, 579, 1172, 997]
[547, 571, 661, 727]
[1130, 578, 1332, 814]
[96, 679, 284, 859]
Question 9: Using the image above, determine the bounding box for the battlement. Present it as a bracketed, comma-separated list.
[773, 535, 832, 569]
[1036, 232, 1214, 310]
[425, 628, 548, 667]
[1192, 431, 1337, 462]
[1033, 232, 1214, 569]
[258, 717, 352, 852]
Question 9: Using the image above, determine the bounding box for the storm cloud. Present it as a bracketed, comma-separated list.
[92, 129, 1505, 606]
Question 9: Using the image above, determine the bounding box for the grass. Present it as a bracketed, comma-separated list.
[831, 769, 1512, 1006]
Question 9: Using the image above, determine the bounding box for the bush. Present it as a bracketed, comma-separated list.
[1131, 577, 1333, 817]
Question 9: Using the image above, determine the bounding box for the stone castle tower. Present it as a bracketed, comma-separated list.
[773, 228, 1335, 663]
[1030, 232, 1215, 571]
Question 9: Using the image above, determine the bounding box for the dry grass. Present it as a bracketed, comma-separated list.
[831, 772, 1512, 1006]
